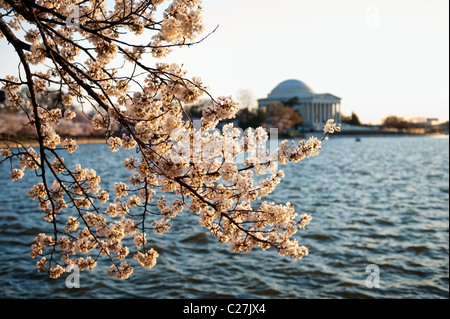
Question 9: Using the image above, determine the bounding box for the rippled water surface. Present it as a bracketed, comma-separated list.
[0, 136, 448, 299]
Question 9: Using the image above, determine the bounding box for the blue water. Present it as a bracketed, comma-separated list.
[0, 136, 448, 298]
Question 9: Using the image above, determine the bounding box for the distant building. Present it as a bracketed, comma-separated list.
[258, 79, 341, 131]
[426, 118, 439, 126]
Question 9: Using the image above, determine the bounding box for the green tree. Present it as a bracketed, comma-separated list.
[264, 101, 302, 134]
[283, 97, 299, 108]
[236, 108, 266, 130]
[185, 99, 212, 119]
[342, 111, 361, 126]
[382, 115, 409, 129]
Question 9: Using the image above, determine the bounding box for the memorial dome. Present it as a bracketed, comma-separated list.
[268, 79, 314, 99]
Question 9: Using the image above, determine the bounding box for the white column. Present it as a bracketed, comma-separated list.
[318, 103, 321, 123]
[303, 103, 307, 125]
[319, 103, 322, 122]
[307, 103, 310, 124]
[317, 103, 320, 124]
[322, 103, 325, 122]
[335, 104, 338, 121]
[338, 103, 341, 123]
[314, 103, 317, 124]
[316, 103, 319, 123]
[319, 103, 323, 123]
[313, 103, 316, 124]
[323, 104, 326, 122]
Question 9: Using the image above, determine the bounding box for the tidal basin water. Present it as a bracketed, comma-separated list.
[0, 135, 448, 299]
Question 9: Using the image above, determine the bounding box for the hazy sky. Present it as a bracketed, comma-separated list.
[166, 0, 449, 124]
[1, 0, 448, 124]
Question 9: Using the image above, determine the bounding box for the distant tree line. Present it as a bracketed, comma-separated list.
[342, 112, 362, 126]
[4, 86, 446, 136]
[0, 88, 117, 139]
[185, 98, 302, 135]
[381, 115, 446, 130]
[341, 111, 447, 132]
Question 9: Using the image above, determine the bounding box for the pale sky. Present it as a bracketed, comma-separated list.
[1, 0, 448, 124]
[166, 0, 449, 124]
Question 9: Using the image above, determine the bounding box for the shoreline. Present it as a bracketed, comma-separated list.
[0, 137, 106, 148]
[2, 132, 448, 148]
[285, 132, 449, 139]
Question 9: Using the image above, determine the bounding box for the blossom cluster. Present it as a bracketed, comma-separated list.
[323, 119, 341, 135]
[0, 0, 340, 280]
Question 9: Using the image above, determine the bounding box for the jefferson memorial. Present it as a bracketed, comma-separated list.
[258, 79, 342, 131]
